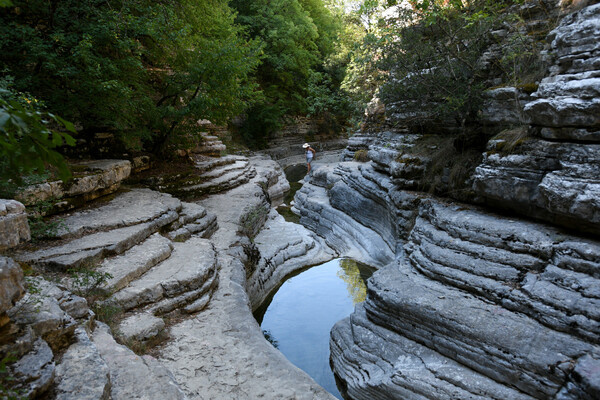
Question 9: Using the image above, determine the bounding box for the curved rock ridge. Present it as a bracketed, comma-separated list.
[4, 153, 342, 399]
[314, 192, 600, 399]
[247, 209, 336, 309]
[407, 200, 600, 343]
[294, 162, 416, 267]
[147, 154, 258, 199]
[290, 153, 600, 398]
[155, 157, 338, 399]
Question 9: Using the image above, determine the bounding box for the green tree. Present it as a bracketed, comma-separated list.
[231, 0, 350, 146]
[0, 88, 75, 189]
[376, 0, 540, 131]
[0, 0, 260, 153]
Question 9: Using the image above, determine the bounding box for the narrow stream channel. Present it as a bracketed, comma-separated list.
[254, 258, 375, 399]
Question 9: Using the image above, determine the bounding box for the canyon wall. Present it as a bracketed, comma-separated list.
[295, 2, 600, 399]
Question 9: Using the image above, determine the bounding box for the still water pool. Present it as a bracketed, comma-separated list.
[255, 258, 375, 399]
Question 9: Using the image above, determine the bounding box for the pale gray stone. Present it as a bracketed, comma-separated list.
[0, 256, 25, 319]
[92, 322, 187, 400]
[118, 313, 165, 342]
[8, 279, 77, 348]
[524, 3, 600, 128]
[17, 211, 178, 270]
[59, 293, 89, 320]
[56, 189, 182, 238]
[108, 238, 216, 312]
[10, 338, 55, 398]
[149, 271, 217, 316]
[166, 202, 217, 242]
[168, 156, 257, 198]
[15, 159, 131, 206]
[250, 155, 291, 206]
[359, 263, 595, 398]
[473, 139, 600, 235]
[55, 327, 111, 400]
[0, 199, 30, 250]
[99, 233, 174, 293]
[331, 304, 536, 400]
[406, 200, 600, 342]
[157, 255, 336, 400]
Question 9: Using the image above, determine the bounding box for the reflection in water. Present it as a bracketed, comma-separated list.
[257, 258, 374, 399]
[337, 259, 374, 304]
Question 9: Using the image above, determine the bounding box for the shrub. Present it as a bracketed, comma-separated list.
[353, 149, 369, 162]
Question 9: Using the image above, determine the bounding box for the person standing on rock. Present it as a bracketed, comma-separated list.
[303, 143, 316, 173]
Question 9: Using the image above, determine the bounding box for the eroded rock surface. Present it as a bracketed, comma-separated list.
[474, 3, 600, 235]
[0, 256, 25, 326]
[15, 159, 131, 214]
[298, 160, 600, 399]
[0, 199, 30, 250]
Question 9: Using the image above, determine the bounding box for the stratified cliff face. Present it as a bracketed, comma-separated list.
[295, 3, 600, 399]
[473, 2, 600, 235]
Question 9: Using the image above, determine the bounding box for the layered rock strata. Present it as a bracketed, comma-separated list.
[15, 159, 131, 214]
[301, 5, 600, 398]
[294, 156, 600, 399]
[474, 3, 600, 235]
[0, 199, 30, 251]
[146, 155, 257, 199]
[3, 153, 341, 399]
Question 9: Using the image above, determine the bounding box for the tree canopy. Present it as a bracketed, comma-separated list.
[0, 0, 261, 154]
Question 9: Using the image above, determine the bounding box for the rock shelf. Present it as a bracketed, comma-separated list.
[2, 154, 337, 399]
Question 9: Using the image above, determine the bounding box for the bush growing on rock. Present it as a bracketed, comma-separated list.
[377, 0, 551, 131]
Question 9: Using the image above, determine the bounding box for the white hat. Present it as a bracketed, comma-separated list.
[302, 143, 310, 148]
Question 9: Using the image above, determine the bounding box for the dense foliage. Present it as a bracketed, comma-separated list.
[230, 0, 353, 146]
[0, 0, 260, 154]
[375, 0, 545, 130]
[0, 89, 75, 188]
[0, 0, 367, 158]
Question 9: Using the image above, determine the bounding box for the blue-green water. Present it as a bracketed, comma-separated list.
[256, 258, 374, 399]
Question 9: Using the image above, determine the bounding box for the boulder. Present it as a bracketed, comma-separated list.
[55, 327, 111, 400]
[92, 322, 187, 400]
[117, 313, 165, 342]
[0, 199, 30, 250]
[0, 256, 25, 326]
[10, 338, 55, 398]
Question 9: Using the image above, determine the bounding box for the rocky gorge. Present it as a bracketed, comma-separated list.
[293, 2, 600, 399]
[0, 1, 599, 400]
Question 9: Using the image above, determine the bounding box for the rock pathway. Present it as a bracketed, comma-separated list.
[157, 158, 337, 399]
[4, 153, 340, 399]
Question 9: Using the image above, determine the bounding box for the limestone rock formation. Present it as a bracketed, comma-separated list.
[193, 132, 227, 157]
[0, 199, 30, 250]
[146, 154, 257, 199]
[294, 157, 600, 399]
[474, 3, 600, 235]
[294, 4, 600, 398]
[2, 151, 343, 399]
[15, 159, 131, 214]
[0, 256, 25, 326]
[54, 327, 111, 400]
